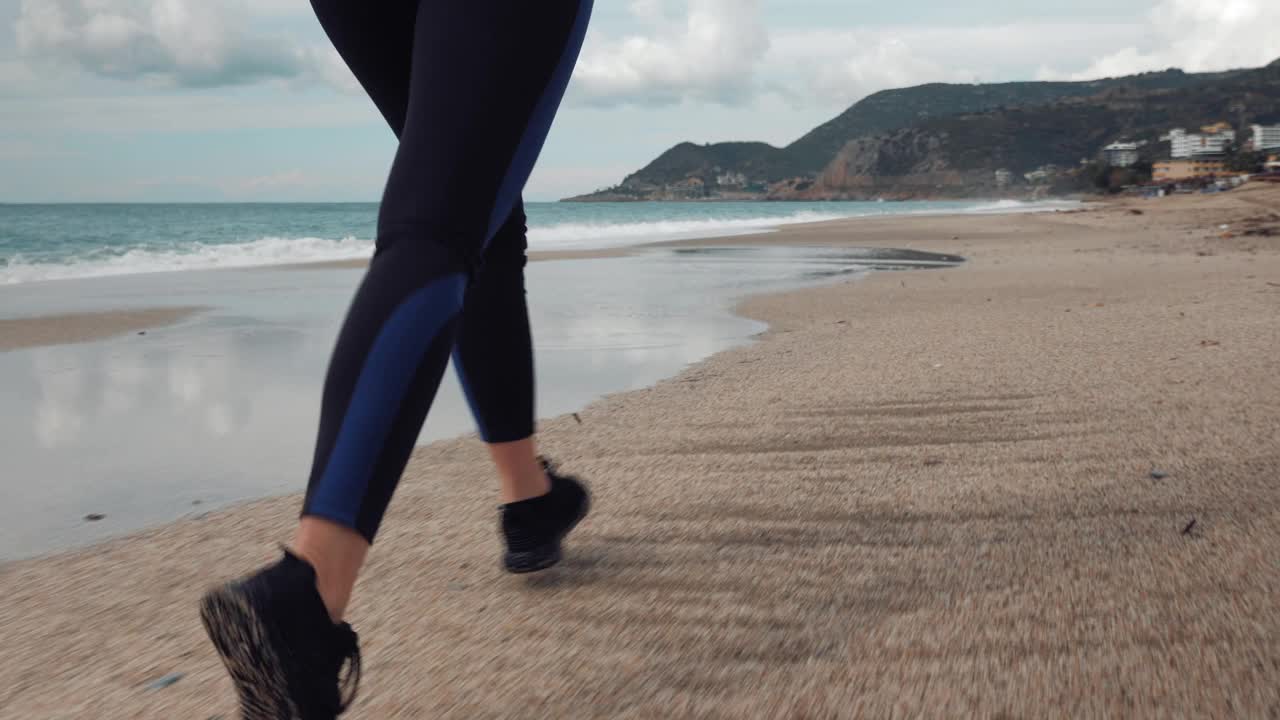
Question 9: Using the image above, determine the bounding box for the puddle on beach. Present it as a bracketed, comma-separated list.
[0, 245, 962, 560]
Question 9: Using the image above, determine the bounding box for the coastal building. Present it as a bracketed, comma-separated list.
[1166, 125, 1236, 158]
[1253, 124, 1280, 152]
[1267, 155, 1280, 171]
[715, 171, 748, 188]
[1154, 159, 1226, 182]
[994, 169, 1013, 188]
[1104, 142, 1140, 167]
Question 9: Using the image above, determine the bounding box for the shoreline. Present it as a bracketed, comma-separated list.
[0, 198, 1078, 355]
[2, 184, 1278, 716]
[0, 210, 966, 351]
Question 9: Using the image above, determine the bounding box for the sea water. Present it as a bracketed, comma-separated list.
[0, 200, 1070, 285]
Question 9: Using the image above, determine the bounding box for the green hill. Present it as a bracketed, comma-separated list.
[569, 63, 1274, 201]
[811, 60, 1280, 197]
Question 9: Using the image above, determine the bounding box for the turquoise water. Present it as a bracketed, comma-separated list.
[0, 200, 1064, 285]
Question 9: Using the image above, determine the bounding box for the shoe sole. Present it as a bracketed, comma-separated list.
[199, 584, 299, 720]
[503, 492, 591, 574]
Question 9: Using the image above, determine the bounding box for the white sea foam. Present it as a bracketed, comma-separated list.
[0, 235, 375, 285]
[526, 210, 852, 250]
[0, 201, 1079, 284]
[959, 199, 1083, 214]
[0, 212, 856, 284]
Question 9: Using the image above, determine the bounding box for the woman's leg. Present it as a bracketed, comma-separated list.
[298, 0, 591, 602]
[312, 0, 560, 525]
[201, 1, 594, 715]
[453, 200, 549, 504]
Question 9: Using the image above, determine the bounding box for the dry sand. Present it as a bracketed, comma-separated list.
[2, 185, 1279, 718]
[0, 307, 205, 353]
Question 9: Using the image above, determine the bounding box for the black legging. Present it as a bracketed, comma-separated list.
[300, 0, 593, 541]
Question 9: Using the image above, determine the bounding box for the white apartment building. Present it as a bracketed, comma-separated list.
[1252, 124, 1280, 152]
[1104, 142, 1140, 167]
[1166, 126, 1236, 158]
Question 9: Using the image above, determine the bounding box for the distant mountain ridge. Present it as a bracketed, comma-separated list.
[567, 61, 1279, 201]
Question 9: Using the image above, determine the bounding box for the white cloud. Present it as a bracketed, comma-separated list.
[765, 30, 976, 109]
[0, 93, 374, 133]
[570, 8, 1151, 112]
[14, 0, 346, 89]
[1044, 0, 1280, 79]
[571, 0, 770, 107]
[751, 21, 1150, 112]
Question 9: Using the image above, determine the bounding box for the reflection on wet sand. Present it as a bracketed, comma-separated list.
[0, 246, 962, 559]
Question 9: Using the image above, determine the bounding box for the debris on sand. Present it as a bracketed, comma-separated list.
[83, 513, 105, 522]
[144, 673, 184, 690]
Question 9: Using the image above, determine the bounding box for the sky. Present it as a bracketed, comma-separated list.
[2, 0, 1279, 203]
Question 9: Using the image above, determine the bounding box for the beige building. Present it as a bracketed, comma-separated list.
[1153, 159, 1226, 181]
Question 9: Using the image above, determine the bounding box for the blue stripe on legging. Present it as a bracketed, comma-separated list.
[454, 0, 591, 445]
[483, 0, 593, 245]
[307, 272, 468, 526]
[451, 347, 492, 441]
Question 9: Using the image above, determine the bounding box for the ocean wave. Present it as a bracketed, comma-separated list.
[0, 201, 1080, 284]
[526, 210, 854, 249]
[0, 212, 858, 284]
[959, 199, 1082, 214]
[0, 235, 375, 285]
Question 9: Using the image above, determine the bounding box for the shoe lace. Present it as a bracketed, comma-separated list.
[537, 455, 558, 475]
[332, 623, 363, 714]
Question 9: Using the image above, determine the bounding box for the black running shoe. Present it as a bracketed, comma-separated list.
[199, 550, 362, 720]
[501, 458, 590, 573]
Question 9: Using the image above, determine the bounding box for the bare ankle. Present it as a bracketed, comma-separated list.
[487, 438, 552, 504]
[292, 517, 370, 622]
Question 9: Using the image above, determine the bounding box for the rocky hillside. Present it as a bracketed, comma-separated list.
[568, 61, 1279, 201]
[806, 60, 1280, 199]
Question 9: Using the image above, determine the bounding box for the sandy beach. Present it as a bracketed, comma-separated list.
[2, 185, 1278, 718]
[0, 307, 205, 352]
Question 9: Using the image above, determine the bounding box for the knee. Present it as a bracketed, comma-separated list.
[374, 222, 484, 276]
[482, 211, 530, 272]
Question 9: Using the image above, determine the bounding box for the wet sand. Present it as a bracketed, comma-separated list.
[2, 185, 1278, 717]
[0, 307, 205, 352]
[0, 251, 629, 355]
[277, 246, 633, 273]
